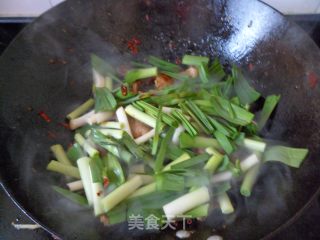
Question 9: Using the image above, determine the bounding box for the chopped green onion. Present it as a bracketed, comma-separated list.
[47, 160, 80, 179]
[154, 127, 175, 173]
[152, 106, 163, 155]
[52, 186, 88, 206]
[102, 175, 143, 212]
[204, 148, 224, 173]
[172, 110, 198, 137]
[121, 132, 152, 162]
[91, 182, 104, 216]
[214, 130, 233, 154]
[185, 100, 214, 133]
[104, 154, 125, 186]
[208, 58, 225, 81]
[257, 95, 281, 131]
[50, 144, 72, 166]
[217, 192, 234, 214]
[66, 180, 83, 192]
[166, 145, 188, 161]
[171, 153, 210, 169]
[134, 129, 155, 145]
[232, 65, 260, 105]
[156, 173, 185, 191]
[94, 87, 117, 112]
[125, 105, 156, 128]
[75, 133, 86, 146]
[116, 106, 133, 137]
[148, 56, 181, 72]
[91, 54, 122, 83]
[136, 101, 178, 127]
[67, 98, 95, 120]
[124, 67, 158, 84]
[240, 164, 260, 197]
[67, 143, 85, 163]
[99, 129, 124, 139]
[184, 203, 209, 218]
[263, 146, 308, 168]
[107, 203, 127, 224]
[182, 55, 209, 66]
[163, 186, 210, 220]
[198, 63, 209, 83]
[163, 153, 190, 171]
[179, 132, 220, 149]
[243, 138, 266, 152]
[77, 157, 94, 205]
[129, 182, 156, 199]
[240, 154, 260, 172]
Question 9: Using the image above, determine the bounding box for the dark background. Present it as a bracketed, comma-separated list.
[0, 14, 320, 240]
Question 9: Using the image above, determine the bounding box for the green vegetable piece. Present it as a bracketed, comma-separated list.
[257, 95, 281, 131]
[148, 56, 181, 72]
[91, 54, 121, 83]
[240, 164, 260, 197]
[213, 131, 233, 154]
[179, 132, 220, 149]
[94, 87, 117, 112]
[47, 160, 80, 179]
[154, 127, 175, 173]
[232, 65, 260, 105]
[67, 143, 85, 163]
[124, 67, 158, 84]
[185, 204, 209, 218]
[171, 153, 210, 169]
[263, 146, 309, 168]
[52, 186, 88, 206]
[182, 55, 209, 66]
[104, 154, 125, 186]
[152, 106, 163, 155]
[156, 173, 185, 191]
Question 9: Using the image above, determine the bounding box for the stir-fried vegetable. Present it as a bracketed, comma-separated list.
[48, 54, 309, 228]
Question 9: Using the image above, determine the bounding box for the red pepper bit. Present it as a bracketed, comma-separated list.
[187, 219, 193, 225]
[145, 14, 150, 22]
[121, 85, 128, 96]
[127, 37, 142, 55]
[38, 111, 51, 123]
[308, 71, 318, 89]
[248, 63, 254, 72]
[47, 131, 57, 139]
[59, 122, 70, 129]
[103, 177, 110, 188]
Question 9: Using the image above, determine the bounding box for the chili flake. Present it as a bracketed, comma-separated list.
[121, 85, 128, 96]
[38, 111, 51, 123]
[308, 71, 318, 89]
[127, 37, 142, 55]
[59, 122, 70, 129]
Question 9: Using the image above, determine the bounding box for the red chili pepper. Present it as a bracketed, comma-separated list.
[38, 111, 51, 123]
[121, 85, 128, 96]
[59, 122, 70, 129]
[103, 177, 109, 188]
[187, 219, 193, 225]
[127, 37, 142, 55]
[308, 71, 318, 89]
[175, 58, 181, 65]
[145, 14, 150, 22]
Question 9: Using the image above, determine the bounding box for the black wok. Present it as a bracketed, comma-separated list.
[1, 0, 320, 239]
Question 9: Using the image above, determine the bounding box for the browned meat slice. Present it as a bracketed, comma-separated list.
[182, 66, 198, 78]
[154, 73, 174, 90]
[128, 116, 152, 138]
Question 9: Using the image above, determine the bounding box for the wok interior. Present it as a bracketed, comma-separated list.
[1, 0, 320, 239]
